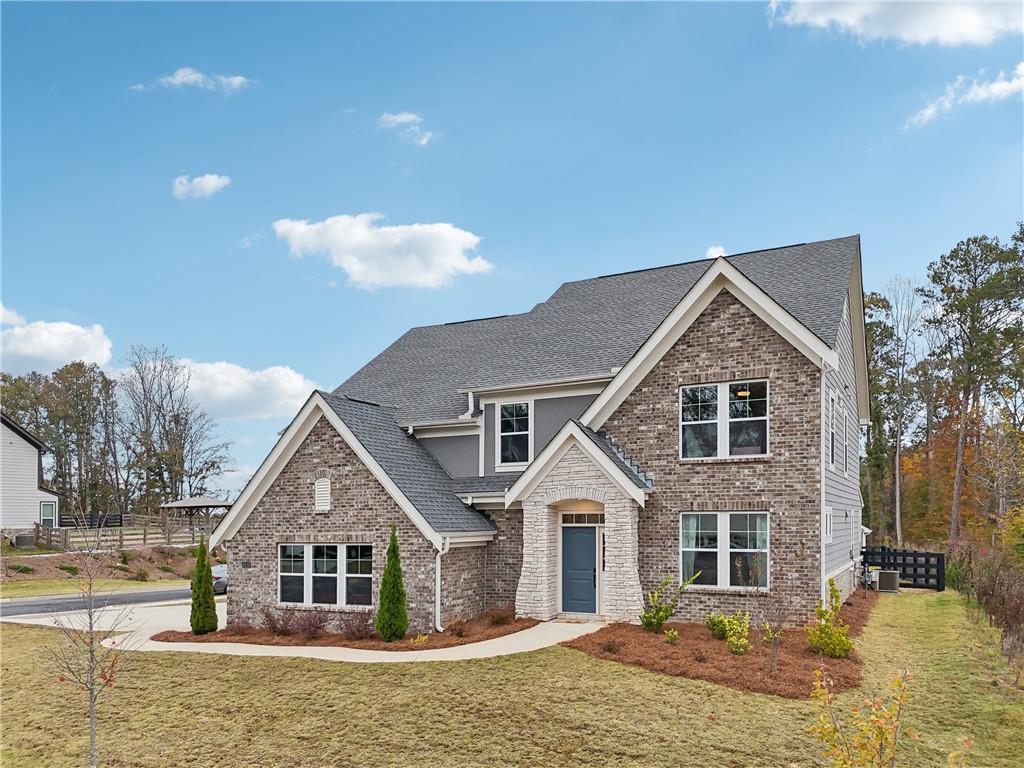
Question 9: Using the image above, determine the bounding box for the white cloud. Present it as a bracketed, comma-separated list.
[131, 67, 254, 94]
[768, 2, 1023, 46]
[240, 233, 263, 249]
[378, 112, 435, 146]
[273, 212, 491, 290]
[1, 303, 26, 326]
[705, 245, 728, 259]
[1, 314, 113, 375]
[182, 360, 318, 420]
[172, 174, 231, 200]
[905, 61, 1024, 128]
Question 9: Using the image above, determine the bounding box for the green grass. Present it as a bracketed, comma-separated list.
[0, 542, 59, 556]
[0, 592, 1021, 767]
[0, 578, 189, 599]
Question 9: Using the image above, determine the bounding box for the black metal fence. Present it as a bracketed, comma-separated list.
[861, 546, 945, 591]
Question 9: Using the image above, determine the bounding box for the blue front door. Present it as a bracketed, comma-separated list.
[562, 526, 597, 613]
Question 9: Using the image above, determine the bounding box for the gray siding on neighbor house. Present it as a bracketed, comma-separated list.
[823, 298, 863, 583]
[482, 394, 597, 475]
[418, 435, 479, 478]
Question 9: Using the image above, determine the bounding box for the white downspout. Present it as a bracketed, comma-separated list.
[434, 536, 451, 631]
[458, 391, 475, 420]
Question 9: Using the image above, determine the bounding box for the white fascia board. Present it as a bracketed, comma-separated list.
[581, 258, 839, 430]
[505, 421, 646, 508]
[212, 392, 443, 550]
[461, 373, 614, 397]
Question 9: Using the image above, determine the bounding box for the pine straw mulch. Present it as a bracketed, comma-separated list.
[562, 589, 880, 699]
[152, 609, 539, 651]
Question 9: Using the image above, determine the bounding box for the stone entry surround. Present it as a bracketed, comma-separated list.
[515, 443, 643, 621]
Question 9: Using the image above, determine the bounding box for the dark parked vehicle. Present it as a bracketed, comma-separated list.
[212, 564, 229, 595]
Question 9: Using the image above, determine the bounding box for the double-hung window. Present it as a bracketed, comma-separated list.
[497, 402, 530, 465]
[680, 380, 769, 459]
[679, 511, 769, 588]
[40, 501, 56, 529]
[278, 543, 373, 607]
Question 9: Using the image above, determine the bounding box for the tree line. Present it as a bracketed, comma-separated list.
[863, 223, 1024, 549]
[1, 345, 231, 524]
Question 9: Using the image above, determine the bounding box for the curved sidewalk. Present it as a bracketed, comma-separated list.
[4, 599, 604, 663]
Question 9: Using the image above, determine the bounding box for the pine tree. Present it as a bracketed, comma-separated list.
[375, 525, 408, 641]
[190, 534, 218, 635]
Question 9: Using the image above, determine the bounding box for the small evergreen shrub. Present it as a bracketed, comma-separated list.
[57, 564, 80, 576]
[10, 564, 35, 575]
[158, 565, 176, 574]
[375, 525, 409, 642]
[119, 550, 133, 565]
[189, 534, 218, 635]
[663, 627, 680, 645]
[807, 577, 853, 658]
[725, 611, 751, 655]
[111, 564, 129, 573]
[640, 572, 699, 632]
[706, 611, 729, 640]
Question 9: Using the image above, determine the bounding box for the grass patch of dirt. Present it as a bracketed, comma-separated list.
[1, 591, 1020, 767]
[563, 590, 879, 699]
[152, 610, 539, 650]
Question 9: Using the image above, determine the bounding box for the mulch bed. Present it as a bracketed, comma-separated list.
[152, 610, 539, 651]
[562, 590, 879, 699]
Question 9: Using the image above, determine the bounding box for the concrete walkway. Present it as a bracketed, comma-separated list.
[1, 599, 604, 663]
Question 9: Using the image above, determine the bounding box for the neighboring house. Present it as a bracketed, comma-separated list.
[212, 235, 869, 632]
[1, 414, 60, 534]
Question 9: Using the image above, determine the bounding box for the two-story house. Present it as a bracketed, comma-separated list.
[1, 413, 60, 535]
[211, 235, 869, 632]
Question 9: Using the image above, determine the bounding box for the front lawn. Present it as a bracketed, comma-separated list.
[1, 591, 1021, 767]
[1, 578, 189, 600]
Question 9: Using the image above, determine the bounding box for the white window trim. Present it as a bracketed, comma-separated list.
[823, 505, 833, 544]
[678, 380, 770, 461]
[494, 399, 533, 471]
[678, 511, 770, 590]
[828, 392, 837, 469]
[314, 477, 331, 512]
[277, 543, 373, 609]
[40, 500, 56, 527]
[843, 406, 850, 476]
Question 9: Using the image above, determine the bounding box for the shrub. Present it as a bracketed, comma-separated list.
[293, 609, 330, 639]
[111, 564, 129, 573]
[640, 572, 699, 632]
[376, 525, 408, 642]
[599, 639, 621, 654]
[119, 550, 133, 565]
[336, 611, 375, 640]
[706, 612, 729, 640]
[260, 607, 298, 636]
[132, 567, 150, 582]
[158, 565, 176, 574]
[663, 627, 679, 645]
[57, 564, 80, 576]
[189, 534, 217, 635]
[725, 611, 751, 655]
[807, 578, 853, 658]
[10, 564, 35, 575]
[412, 634, 430, 647]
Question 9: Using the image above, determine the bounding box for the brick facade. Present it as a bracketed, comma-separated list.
[483, 507, 523, 610]
[228, 416, 443, 632]
[602, 290, 823, 624]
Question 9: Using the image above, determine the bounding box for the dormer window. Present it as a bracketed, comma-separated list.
[498, 402, 530, 466]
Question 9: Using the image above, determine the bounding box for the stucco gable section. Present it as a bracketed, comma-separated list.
[582, 257, 840, 430]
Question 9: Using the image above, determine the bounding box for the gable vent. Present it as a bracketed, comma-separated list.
[314, 477, 331, 512]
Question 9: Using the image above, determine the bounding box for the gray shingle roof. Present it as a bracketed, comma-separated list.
[573, 420, 652, 490]
[336, 236, 858, 422]
[319, 391, 495, 534]
[449, 475, 521, 495]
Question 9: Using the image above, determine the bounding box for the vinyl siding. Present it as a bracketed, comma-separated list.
[418, 435, 478, 478]
[0, 422, 59, 529]
[822, 299, 863, 585]
[483, 394, 597, 475]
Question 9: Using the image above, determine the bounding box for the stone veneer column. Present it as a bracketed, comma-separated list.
[514, 442, 643, 622]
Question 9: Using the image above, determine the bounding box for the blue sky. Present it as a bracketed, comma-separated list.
[2, 2, 1022, 493]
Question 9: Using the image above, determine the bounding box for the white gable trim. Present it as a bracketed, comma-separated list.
[848, 247, 871, 425]
[211, 392, 443, 550]
[505, 421, 647, 508]
[581, 257, 840, 430]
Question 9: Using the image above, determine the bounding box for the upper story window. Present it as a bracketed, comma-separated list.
[679, 380, 769, 460]
[498, 402, 530, 465]
[829, 394, 837, 467]
[843, 408, 850, 474]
